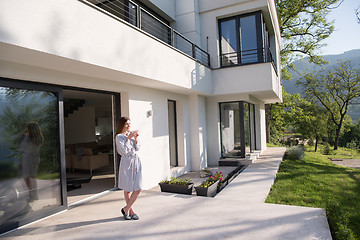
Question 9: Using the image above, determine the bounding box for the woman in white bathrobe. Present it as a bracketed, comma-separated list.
[115, 117, 142, 220]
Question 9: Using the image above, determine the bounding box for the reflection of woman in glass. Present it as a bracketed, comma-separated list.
[21, 122, 44, 201]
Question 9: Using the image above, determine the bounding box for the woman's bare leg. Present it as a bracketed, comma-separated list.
[123, 191, 134, 215]
[123, 190, 141, 214]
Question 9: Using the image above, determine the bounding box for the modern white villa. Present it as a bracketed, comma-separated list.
[0, 0, 282, 234]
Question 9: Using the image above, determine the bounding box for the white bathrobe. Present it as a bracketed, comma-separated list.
[116, 133, 142, 192]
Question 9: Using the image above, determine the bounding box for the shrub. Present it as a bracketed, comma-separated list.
[298, 144, 306, 151]
[346, 140, 359, 151]
[283, 146, 305, 160]
[322, 143, 331, 155]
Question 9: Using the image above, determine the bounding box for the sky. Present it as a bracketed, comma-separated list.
[321, 0, 360, 55]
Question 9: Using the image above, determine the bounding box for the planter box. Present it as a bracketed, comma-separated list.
[159, 183, 194, 195]
[217, 181, 227, 193]
[195, 180, 219, 197]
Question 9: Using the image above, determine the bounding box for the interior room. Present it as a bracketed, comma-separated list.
[63, 89, 116, 205]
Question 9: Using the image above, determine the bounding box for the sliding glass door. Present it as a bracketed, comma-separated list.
[0, 79, 65, 234]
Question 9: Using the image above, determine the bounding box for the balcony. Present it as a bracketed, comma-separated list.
[220, 48, 277, 74]
[83, 0, 210, 67]
[0, 0, 213, 95]
[212, 61, 281, 103]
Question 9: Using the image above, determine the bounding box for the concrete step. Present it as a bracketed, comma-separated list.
[219, 158, 253, 166]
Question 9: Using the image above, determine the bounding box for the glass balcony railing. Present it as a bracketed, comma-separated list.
[81, 0, 210, 68]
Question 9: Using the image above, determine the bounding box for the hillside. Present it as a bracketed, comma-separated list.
[283, 49, 360, 94]
[282, 49, 360, 122]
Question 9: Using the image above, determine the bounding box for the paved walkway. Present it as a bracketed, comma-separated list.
[2, 147, 332, 240]
[330, 158, 360, 169]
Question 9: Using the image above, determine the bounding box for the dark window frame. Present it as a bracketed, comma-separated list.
[167, 100, 178, 167]
[219, 101, 257, 159]
[218, 11, 267, 68]
[0, 77, 67, 234]
[0, 77, 122, 234]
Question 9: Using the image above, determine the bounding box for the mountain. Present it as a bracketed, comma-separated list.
[282, 49, 360, 122]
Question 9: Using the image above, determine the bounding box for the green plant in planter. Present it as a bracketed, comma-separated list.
[195, 178, 219, 197]
[160, 177, 192, 185]
[197, 180, 217, 188]
[208, 172, 223, 185]
[159, 177, 194, 195]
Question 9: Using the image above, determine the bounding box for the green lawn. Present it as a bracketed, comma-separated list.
[266, 149, 360, 240]
[323, 146, 360, 159]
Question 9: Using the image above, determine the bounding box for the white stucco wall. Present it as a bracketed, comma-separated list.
[258, 103, 267, 152]
[0, 0, 212, 95]
[147, 0, 176, 20]
[198, 96, 208, 169]
[212, 63, 281, 102]
[175, 0, 202, 47]
[127, 87, 191, 188]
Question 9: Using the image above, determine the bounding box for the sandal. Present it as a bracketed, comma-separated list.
[130, 214, 139, 220]
[121, 208, 131, 220]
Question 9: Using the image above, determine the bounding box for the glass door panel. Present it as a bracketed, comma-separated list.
[239, 15, 258, 63]
[220, 18, 238, 66]
[0, 85, 62, 234]
[220, 102, 241, 158]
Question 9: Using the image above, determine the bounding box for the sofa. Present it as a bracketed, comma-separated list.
[65, 141, 111, 175]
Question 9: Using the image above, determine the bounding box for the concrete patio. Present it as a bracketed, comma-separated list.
[2, 147, 332, 240]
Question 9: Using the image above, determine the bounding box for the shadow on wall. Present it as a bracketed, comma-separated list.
[191, 62, 212, 93]
[0, 22, 13, 43]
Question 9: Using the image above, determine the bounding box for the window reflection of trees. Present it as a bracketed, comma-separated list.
[0, 86, 61, 233]
[0, 87, 59, 181]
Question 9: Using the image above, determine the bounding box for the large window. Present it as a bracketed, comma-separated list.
[219, 11, 270, 67]
[0, 82, 63, 234]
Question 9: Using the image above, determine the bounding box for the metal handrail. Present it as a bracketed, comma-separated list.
[221, 48, 277, 73]
[82, 0, 210, 67]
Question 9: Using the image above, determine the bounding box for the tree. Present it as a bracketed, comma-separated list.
[266, 0, 342, 142]
[0, 88, 60, 179]
[266, 90, 302, 144]
[356, 4, 360, 23]
[340, 120, 360, 149]
[275, 0, 343, 79]
[298, 61, 360, 149]
[290, 98, 328, 151]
